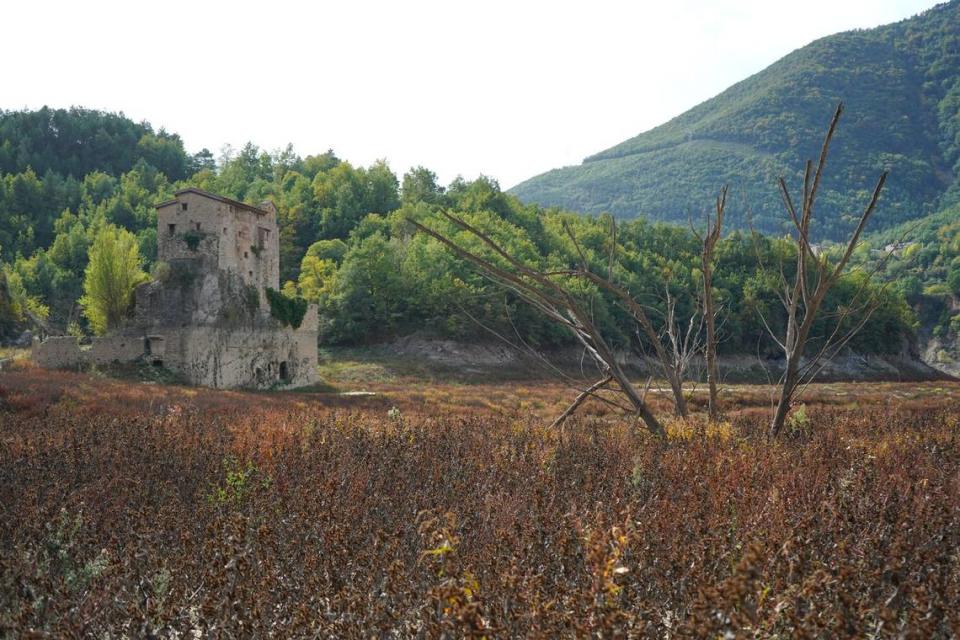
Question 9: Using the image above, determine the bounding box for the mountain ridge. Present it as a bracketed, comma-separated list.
[510, 0, 960, 241]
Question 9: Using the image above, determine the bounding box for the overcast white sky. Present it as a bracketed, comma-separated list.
[2, 0, 941, 188]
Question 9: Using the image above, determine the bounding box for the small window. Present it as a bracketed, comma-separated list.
[248, 271, 253, 278]
[180, 202, 188, 211]
[244, 251, 248, 259]
[222, 227, 227, 234]
[168, 223, 176, 235]
[195, 222, 201, 231]
[279, 361, 289, 382]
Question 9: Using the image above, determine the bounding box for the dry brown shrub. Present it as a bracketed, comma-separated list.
[1, 369, 958, 637]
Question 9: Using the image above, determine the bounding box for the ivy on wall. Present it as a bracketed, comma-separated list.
[182, 230, 204, 251]
[266, 287, 307, 329]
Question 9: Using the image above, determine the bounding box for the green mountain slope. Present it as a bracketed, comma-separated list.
[510, 0, 960, 240]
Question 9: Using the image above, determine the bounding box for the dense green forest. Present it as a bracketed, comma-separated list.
[859, 203, 960, 343]
[511, 0, 960, 241]
[0, 107, 930, 359]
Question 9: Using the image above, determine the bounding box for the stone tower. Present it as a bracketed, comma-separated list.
[156, 188, 280, 303]
[32, 188, 319, 389]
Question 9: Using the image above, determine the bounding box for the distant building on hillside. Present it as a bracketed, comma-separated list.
[32, 188, 319, 389]
[883, 241, 917, 254]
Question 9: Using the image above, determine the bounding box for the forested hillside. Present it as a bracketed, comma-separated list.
[0, 107, 205, 181]
[859, 204, 960, 370]
[511, 0, 960, 240]
[0, 107, 917, 358]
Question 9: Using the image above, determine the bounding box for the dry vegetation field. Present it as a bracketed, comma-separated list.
[1, 359, 959, 637]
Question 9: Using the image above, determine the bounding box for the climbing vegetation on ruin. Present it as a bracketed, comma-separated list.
[266, 286, 308, 329]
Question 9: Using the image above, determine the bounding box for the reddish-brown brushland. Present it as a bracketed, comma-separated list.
[2, 361, 959, 637]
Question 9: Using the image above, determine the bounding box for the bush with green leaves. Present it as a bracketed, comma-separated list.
[266, 287, 308, 328]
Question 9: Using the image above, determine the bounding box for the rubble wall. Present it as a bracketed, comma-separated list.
[31, 336, 82, 369]
[87, 336, 146, 365]
[173, 325, 318, 389]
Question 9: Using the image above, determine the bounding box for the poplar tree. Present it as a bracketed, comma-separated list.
[79, 225, 148, 335]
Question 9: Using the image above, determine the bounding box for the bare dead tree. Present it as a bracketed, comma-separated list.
[561, 217, 697, 418]
[692, 186, 727, 420]
[765, 102, 887, 437]
[548, 375, 613, 431]
[652, 282, 704, 416]
[407, 212, 667, 438]
[409, 194, 727, 429]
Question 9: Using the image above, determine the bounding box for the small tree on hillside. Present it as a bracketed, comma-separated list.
[80, 225, 148, 335]
[763, 103, 887, 437]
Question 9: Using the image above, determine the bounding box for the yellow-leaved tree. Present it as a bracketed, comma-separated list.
[80, 225, 148, 335]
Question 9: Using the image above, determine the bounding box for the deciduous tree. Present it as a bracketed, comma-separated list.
[79, 225, 148, 335]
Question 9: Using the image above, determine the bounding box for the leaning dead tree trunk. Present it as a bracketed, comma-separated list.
[765, 102, 887, 437]
[693, 186, 727, 421]
[564, 217, 694, 418]
[407, 213, 667, 438]
[548, 375, 613, 431]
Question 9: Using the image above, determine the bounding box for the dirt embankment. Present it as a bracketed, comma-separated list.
[922, 335, 960, 379]
[390, 334, 952, 383]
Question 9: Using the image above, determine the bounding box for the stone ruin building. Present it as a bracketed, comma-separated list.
[32, 188, 319, 389]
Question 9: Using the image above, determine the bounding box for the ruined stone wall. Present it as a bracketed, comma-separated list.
[300, 304, 319, 333]
[31, 336, 82, 369]
[32, 306, 319, 390]
[30, 335, 147, 368]
[86, 335, 146, 365]
[148, 330, 186, 370]
[172, 325, 318, 389]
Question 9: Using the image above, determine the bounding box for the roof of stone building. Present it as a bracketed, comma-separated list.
[155, 188, 272, 215]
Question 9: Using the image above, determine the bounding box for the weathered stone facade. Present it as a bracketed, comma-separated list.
[31, 336, 82, 369]
[156, 188, 280, 304]
[33, 189, 319, 389]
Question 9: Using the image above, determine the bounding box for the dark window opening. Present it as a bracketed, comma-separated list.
[180, 202, 188, 211]
[248, 271, 253, 278]
[195, 222, 201, 231]
[152, 359, 163, 367]
[168, 223, 176, 236]
[244, 251, 248, 258]
[279, 361, 289, 382]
